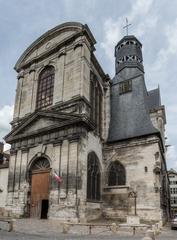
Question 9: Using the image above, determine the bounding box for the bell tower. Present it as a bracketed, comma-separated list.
[108, 33, 158, 142]
[115, 35, 144, 75]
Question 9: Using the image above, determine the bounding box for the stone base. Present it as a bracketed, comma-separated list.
[127, 215, 140, 225]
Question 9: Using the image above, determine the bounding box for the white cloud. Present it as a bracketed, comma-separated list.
[100, 18, 122, 62]
[129, 0, 154, 21]
[151, 18, 177, 72]
[0, 105, 13, 141]
[135, 16, 158, 37]
[100, 0, 157, 72]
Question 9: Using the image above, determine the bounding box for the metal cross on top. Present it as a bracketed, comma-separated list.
[123, 18, 131, 36]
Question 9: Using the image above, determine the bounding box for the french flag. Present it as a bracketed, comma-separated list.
[54, 171, 62, 183]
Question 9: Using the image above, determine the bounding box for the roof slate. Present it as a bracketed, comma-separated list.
[108, 74, 160, 142]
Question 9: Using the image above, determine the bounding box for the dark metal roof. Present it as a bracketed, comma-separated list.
[108, 74, 159, 142]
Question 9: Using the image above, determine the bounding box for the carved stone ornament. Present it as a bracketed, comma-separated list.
[17, 70, 25, 79]
[45, 41, 52, 49]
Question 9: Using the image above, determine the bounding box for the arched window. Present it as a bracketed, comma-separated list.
[30, 157, 50, 172]
[90, 72, 102, 135]
[87, 152, 101, 201]
[108, 161, 126, 186]
[36, 66, 55, 109]
[28, 157, 50, 183]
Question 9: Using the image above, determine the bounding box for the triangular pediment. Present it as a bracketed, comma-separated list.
[5, 111, 81, 142]
[19, 117, 60, 134]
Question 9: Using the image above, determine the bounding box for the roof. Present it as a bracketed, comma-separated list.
[147, 88, 161, 111]
[108, 74, 159, 142]
[115, 35, 142, 50]
[168, 168, 177, 175]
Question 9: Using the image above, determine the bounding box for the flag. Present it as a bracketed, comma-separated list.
[54, 171, 62, 183]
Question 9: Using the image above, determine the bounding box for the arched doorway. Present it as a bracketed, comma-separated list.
[29, 157, 50, 219]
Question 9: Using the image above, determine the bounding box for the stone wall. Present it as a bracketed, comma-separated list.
[103, 135, 164, 223]
[13, 35, 92, 120]
[0, 166, 9, 208]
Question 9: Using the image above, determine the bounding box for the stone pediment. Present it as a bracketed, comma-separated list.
[20, 117, 61, 134]
[5, 111, 82, 142]
[15, 22, 96, 72]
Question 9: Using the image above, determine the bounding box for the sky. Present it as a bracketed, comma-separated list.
[0, 0, 177, 170]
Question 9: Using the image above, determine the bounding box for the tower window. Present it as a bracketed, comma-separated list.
[145, 166, 148, 173]
[36, 66, 55, 109]
[119, 80, 132, 95]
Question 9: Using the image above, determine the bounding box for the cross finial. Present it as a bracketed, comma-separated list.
[123, 18, 131, 36]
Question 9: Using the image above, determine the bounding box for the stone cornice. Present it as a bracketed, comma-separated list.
[5, 110, 94, 143]
[15, 22, 96, 72]
[11, 96, 91, 127]
[104, 134, 161, 151]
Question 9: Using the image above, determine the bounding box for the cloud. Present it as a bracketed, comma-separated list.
[100, 0, 157, 75]
[100, 18, 122, 62]
[0, 105, 13, 141]
[150, 18, 177, 73]
[135, 16, 158, 37]
[129, 0, 154, 21]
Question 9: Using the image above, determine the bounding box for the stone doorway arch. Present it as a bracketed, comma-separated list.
[28, 157, 50, 219]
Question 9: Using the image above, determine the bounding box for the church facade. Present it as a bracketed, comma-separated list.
[5, 22, 170, 223]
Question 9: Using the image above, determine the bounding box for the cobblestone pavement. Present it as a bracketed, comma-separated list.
[0, 231, 143, 240]
[0, 219, 177, 239]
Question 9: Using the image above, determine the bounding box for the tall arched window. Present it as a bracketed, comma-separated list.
[108, 161, 126, 186]
[90, 72, 103, 135]
[87, 152, 101, 201]
[36, 66, 55, 109]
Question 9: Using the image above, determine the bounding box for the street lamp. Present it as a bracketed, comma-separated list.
[128, 191, 137, 215]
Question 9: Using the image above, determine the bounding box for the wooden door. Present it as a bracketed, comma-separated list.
[30, 170, 50, 218]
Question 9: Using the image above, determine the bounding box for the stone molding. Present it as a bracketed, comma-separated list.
[5, 109, 94, 143]
[104, 134, 160, 151]
[15, 22, 96, 72]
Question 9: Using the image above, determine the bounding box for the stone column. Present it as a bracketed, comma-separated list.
[67, 138, 79, 217]
[30, 70, 38, 113]
[14, 150, 22, 192]
[18, 149, 29, 214]
[53, 50, 66, 103]
[7, 150, 17, 205]
[60, 140, 69, 199]
[51, 142, 62, 204]
[28, 68, 36, 113]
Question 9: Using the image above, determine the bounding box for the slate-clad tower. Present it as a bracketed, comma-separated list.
[109, 35, 158, 142]
[103, 35, 170, 222]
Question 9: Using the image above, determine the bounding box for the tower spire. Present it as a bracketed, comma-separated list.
[123, 18, 131, 36]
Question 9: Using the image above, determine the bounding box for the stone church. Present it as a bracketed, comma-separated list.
[5, 22, 170, 223]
